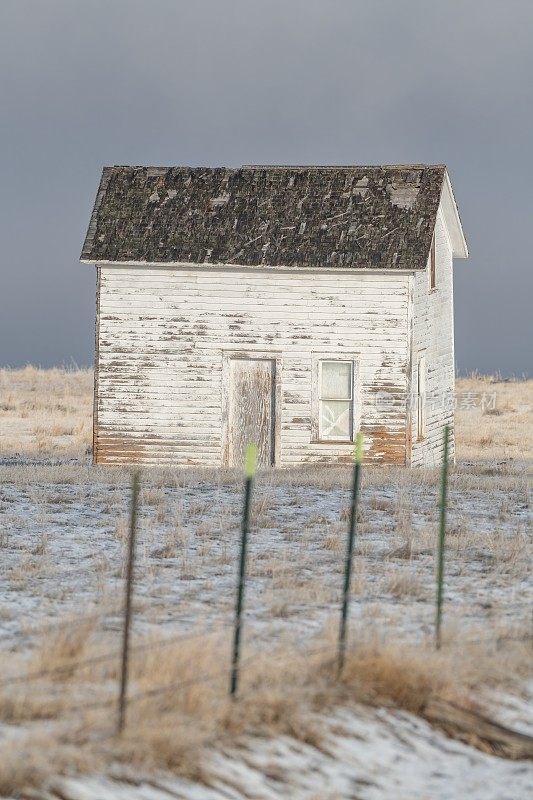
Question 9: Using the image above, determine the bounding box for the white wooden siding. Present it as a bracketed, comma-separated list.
[410, 207, 456, 466]
[95, 267, 411, 466]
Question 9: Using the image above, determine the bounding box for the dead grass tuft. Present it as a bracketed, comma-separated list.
[386, 568, 427, 599]
[321, 523, 343, 552]
[0, 737, 94, 796]
[31, 617, 98, 679]
[338, 638, 450, 713]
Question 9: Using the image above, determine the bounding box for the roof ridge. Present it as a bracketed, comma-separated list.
[241, 164, 446, 170]
[104, 163, 447, 171]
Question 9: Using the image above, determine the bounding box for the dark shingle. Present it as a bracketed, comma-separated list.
[81, 164, 446, 270]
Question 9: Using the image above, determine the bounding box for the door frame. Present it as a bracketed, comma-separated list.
[221, 350, 282, 468]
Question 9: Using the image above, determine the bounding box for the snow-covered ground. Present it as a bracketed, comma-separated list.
[16, 704, 533, 800]
[0, 454, 531, 798]
[0, 461, 530, 649]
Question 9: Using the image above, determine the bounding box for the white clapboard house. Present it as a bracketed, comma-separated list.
[81, 164, 468, 467]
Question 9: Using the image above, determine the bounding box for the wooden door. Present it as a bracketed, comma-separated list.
[228, 358, 275, 468]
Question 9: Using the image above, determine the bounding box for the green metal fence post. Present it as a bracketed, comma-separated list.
[338, 433, 364, 675]
[117, 469, 140, 734]
[230, 444, 257, 698]
[435, 424, 450, 650]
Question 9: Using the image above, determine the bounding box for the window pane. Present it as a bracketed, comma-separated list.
[320, 400, 351, 440]
[321, 361, 352, 399]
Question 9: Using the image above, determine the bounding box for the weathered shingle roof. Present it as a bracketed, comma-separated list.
[81, 164, 447, 269]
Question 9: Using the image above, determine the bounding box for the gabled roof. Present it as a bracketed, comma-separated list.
[81, 164, 467, 269]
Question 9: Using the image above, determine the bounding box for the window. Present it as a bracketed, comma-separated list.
[429, 233, 436, 289]
[318, 360, 353, 441]
[417, 355, 426, 440]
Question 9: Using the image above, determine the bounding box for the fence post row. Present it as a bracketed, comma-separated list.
[117, 470, 140, 734]
[435, 425, 450, 650]
[230, 443, 257, 698]
[338, 432, 364, 675]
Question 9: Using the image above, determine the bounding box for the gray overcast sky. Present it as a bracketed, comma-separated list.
[1, 0, 531, 375]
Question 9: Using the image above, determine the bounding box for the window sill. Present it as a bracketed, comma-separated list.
[313, 439, 354, 445]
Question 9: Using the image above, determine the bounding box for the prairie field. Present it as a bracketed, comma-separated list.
[0, 367, 531, 799]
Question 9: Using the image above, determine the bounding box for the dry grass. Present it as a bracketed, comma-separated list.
[386, 568, 427, 599]
[1, 367, 530, 468]
[321, 522, 344, 552]
[0, 366, 92, 459]
[0, 738, 92, 798]
[454, 374, 532, 461]
[0, 618, 530, 795]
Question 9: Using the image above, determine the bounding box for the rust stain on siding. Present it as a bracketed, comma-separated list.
[364, 426, 406, 464]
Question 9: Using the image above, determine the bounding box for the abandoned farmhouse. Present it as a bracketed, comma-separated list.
[81, 164, 468, 467]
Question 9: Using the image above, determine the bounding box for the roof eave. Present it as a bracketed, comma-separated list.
[79, 258, 419, 274]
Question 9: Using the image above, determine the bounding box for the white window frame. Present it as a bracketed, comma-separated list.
[416, 354, 427, 441]
[428, 232, 437, 291]
[311, 356, 359, 444]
